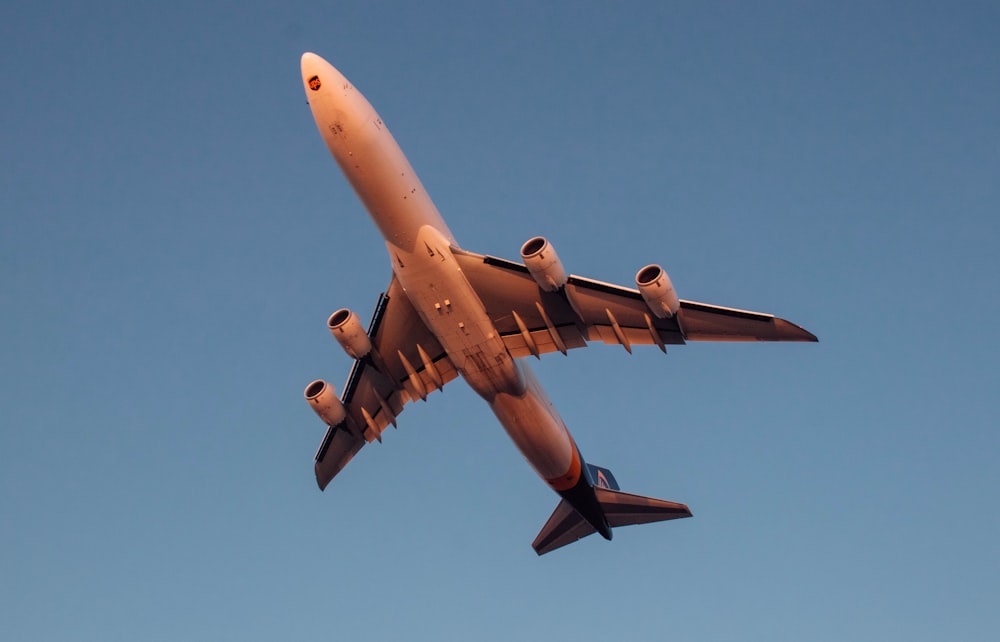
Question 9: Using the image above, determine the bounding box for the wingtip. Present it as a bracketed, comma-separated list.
[315, 466, 332, 491]
[793, 324, 819, 342]
[774, 317, 819, 342]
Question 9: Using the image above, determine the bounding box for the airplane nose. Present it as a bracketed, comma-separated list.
[300, 52, 378, 151]
[300, 52, 349, 95]
[301, 52, 326, 92]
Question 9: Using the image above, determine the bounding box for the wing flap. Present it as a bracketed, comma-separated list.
[500, 325, 588, 359]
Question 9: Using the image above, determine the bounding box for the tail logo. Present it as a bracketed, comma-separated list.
[596, 469, 611, 489]
[308, 76, 322, 91]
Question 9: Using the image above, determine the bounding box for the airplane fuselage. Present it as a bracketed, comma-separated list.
[301, 54, 607, 535]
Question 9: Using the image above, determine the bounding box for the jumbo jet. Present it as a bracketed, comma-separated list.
[299, 52, 816, 555]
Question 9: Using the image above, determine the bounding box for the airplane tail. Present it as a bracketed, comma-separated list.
[532, 465, 692, 555]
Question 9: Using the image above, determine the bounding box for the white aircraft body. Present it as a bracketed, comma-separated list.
[299, 52, 816, 554]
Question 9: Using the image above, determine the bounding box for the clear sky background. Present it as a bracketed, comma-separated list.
[3, 2, 998, 640]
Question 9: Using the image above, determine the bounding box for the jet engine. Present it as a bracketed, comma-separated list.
[635, 264, 680, 318]
[520, 236, 567, 292]
[327, 308, 372, 359]
[304, 379, 347, 426]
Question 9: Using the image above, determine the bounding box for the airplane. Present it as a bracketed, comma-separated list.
[298, 52, 817, 555]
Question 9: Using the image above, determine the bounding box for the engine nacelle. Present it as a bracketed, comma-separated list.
[327, 308, 372, 359]
[304, 379, 347, 426]
[520, 236, 567, 292]
[635, 264, 680, 318]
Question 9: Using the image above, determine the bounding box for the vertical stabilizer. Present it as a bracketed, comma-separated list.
[586, 464, 620, 490]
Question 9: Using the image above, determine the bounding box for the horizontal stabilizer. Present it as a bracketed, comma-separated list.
[531, 499, 597, 556]
[594, 487, 692, 528]
[532, 488, 692, 555]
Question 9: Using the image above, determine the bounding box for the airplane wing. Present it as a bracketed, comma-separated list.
[452, 249, 816, 358]
[314, 276, 459, 490]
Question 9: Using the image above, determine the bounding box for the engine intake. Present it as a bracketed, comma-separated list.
[304, 379, 347, 426]
[328, 308, 372, 359]
[520, 236, 567, 292]
[635, 264, 680, 318]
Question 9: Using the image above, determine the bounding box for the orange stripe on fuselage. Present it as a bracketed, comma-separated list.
[545, 444, 582, 491]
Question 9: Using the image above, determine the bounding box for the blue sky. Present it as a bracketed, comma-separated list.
[2, 1, 998, 640]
